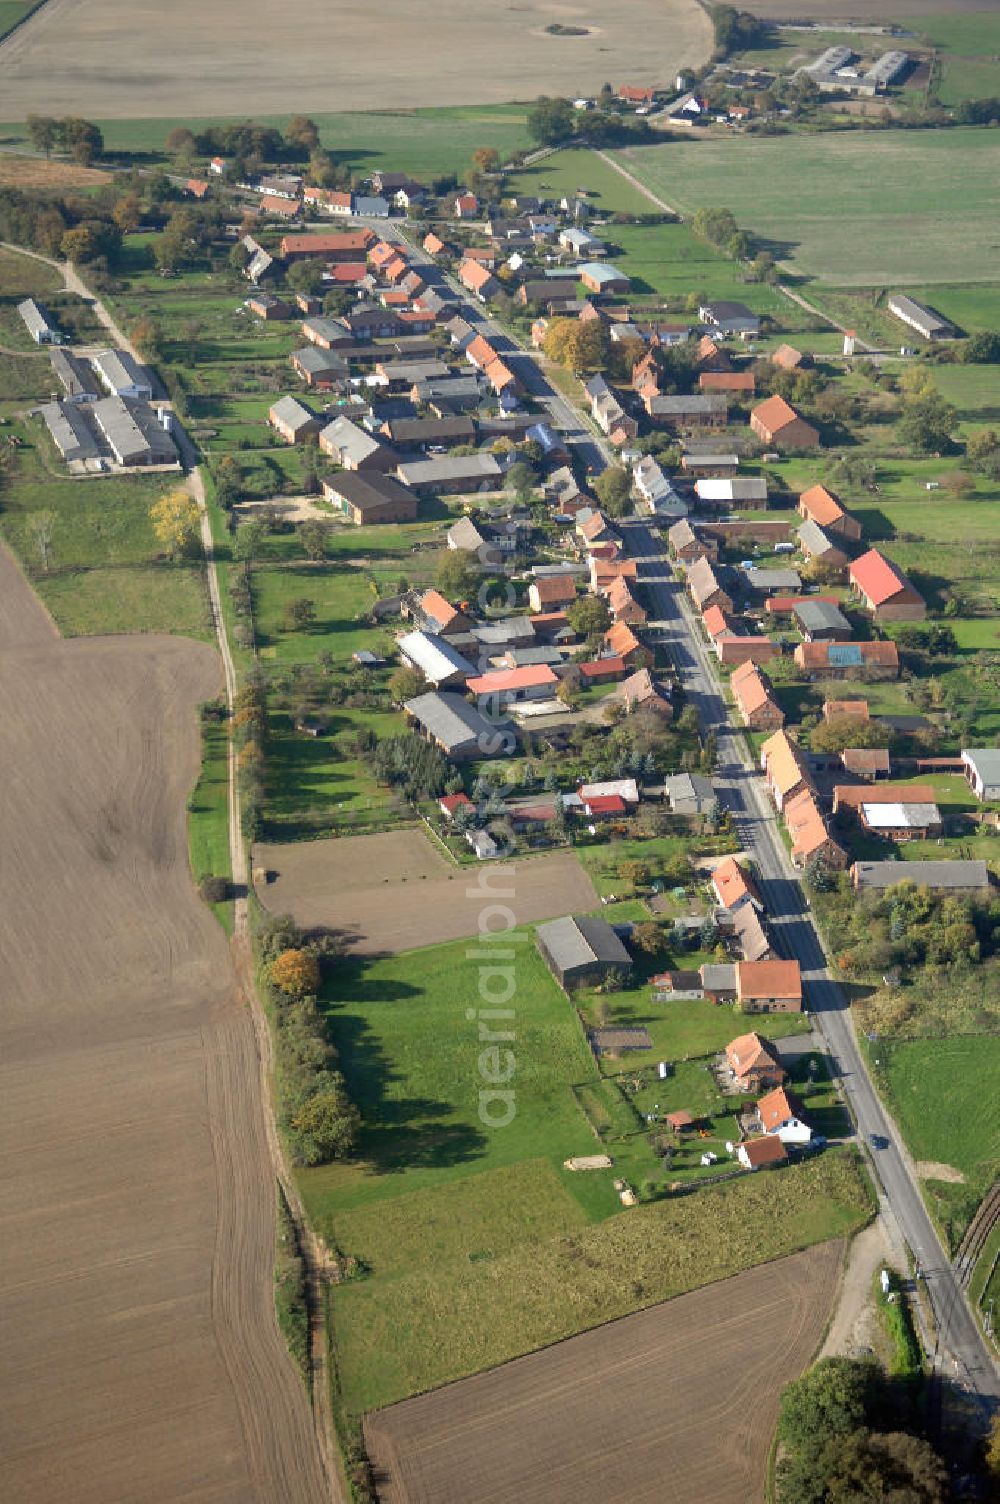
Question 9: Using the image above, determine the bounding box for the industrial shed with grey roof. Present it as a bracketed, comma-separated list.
[404, 691, 514, 759]
[536, 914, 633, 990]
[38, 400, 103, 463]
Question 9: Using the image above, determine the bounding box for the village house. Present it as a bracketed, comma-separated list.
[732, 904, 773, 962]
[290, 346, 346, 395]
[536, 914, 633, 991]
[858, 799, 943, 841]
[797, 520, 851, 574]
[962, 749, 1000, 803]
[579, 263, 630, 297]
[645, 393, 728, 430]
[794, 600, 853, 641]
[784, 789, 848, 870]
[750, 395, 819, 450]
[397, 631, 474, 688]
[737, 959, 802, 1013]
[322, 472, 418, 525]
[725, 1032, 786, 1092]
[824, 697, 870, 725]
[756, 1086, 813, 1144]
[717, 635, 779, 669]
[528, 575, 577, 613]
[248, 293, 291, 321]
[840, 748, 890, 781]
[686, 554, 733, 614]
[664, 773, 716, 816]
[849, 548, 926, 622]
[259, 195, 301, 220]
[711, 856, 761, 913]
[772, 344, 804, 370]
[280, 230, 373, 263]
[396, 454, 502, 493]
[605, 621, 651, 668]
[668, 518, 718, 563]
[458, 259, 500, 301]
[694, 477, 769, 509]
[738, 1136, 788, 1170]
[617, 667, 673, 719]
[320, 416, 398, 472]
[794, 640, 900, 680]
[798, 483, 862, 541]
[698, 370, 756, 395]
[268, 395, 321, 444]
[730, 661, 785, 731]
[760, 729, 813, 811]
[832, 782, 935, 818]
[607, 574, 647, 625]
[852, 859, 991, 895]
[404, 691, 514, 760]
[699, 300, 760, 338]
[454, 192, 479, 218]
[466, 664, 559, 703]
[406, 589, 474, 638]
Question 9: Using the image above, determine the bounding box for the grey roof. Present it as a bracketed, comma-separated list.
[797, 519, 843, 558]
[18, 298, 58, 340]
[732, 905, 771, 962]
[89, 397, 176, 465]
[744, 568, 802, 593]
[292, 345, 348, 376]
[320, 415, 386, 466]
[887, 294, 953, 338]
[378, 359, 450, 383]
[38, 400, 102, 462]
[664, 773, 716, 809]
[648, 394, 728, 417]
[864, 50, 910, 86]
[507, 645, 564, 667]
[92, 349, 153, 396]
[447, 516, 488, 552]
[302, 316, 349, 343]
[388, 416, 474, 446]
[49, 347, 101, 399]
[687, 554, 727, 607]
[853, 860, 990, 891]
[322, 471, 415, 514]
[577, 261, 628, 285]
[398, 631, 475, 684]
[536, 914, 632, 972]
[404, 691, 512, 755]
[397, 454, 501, 488]
[270, 395, 318, 430]
[471, 617, 536, 647]
[794, 600, 852, 635]
[962, 749, 1000, 785]
[700, 963, 738, 990]
[246, 248, 276, 281]
[353, 195, 389, 216]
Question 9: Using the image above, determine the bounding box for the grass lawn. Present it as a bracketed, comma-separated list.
[0, 1, 37, 39]
[0, 423, 211, 638]
[187, 719, 233, 933]
[328, 1148, 871, 1414]
[871, 1035, 1000, 1251]
[503, 147, 658, 218]
[263, 706, 404, 839]
[613, 129, 1000, 289]
[898, 13, 1000, 105]
[0, 104, 531, 179]
[252, 561, 383, 661]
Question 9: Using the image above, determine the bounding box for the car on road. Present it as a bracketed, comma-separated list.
[869, 1133, 890, 1150]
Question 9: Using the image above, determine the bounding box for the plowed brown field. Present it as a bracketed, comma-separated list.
[365, 1239, 844, 1504]
[253, 830, 599, 953]
[0, 0, 711, 117]
[0, 546, 326, 1503]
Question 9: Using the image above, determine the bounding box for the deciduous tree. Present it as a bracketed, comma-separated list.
[270, 948, 321, 997]
[150, 488, 201, 558]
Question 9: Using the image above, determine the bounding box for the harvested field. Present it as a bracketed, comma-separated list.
[0, 0, 711, 117]
[0, 151, 110, 188]
[254, 830, 599, 953]
[364, 1239, 844, 1504]
[0, 545, 326, 1503]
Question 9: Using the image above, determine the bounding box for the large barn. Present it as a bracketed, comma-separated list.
[536, 915, 633, 991]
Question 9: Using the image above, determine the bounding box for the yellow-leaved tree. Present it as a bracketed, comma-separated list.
[150, 488, 201, 559]
[270, 948, 321, 997]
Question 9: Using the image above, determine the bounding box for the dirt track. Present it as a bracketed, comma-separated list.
[254, 830, 600, 953]
[0, 545, 327, 1502]
[0, 0, 712, 117]
[365, 1239, 844, 1504]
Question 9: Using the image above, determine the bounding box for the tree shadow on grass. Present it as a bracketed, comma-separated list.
[324, 968, 489, 1175]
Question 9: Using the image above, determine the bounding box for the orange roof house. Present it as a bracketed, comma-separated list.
[798, 484, 862, 541]
[736, 958, 802, 1012]
[484, 357, 518, 394]
[605, 621, 651, 667]
[716, 635, 778, 668]
[281, 230, 372, 260]
[739, 1136, 788, 1169]
[423, 232, 446, 256]
[695, 335, 732, 373]
[607, 574, 647, 624]
[458, 258, 499, 299]
[771, 344, 804, 370]
[849, 548, 926, 622]
[832, 782, 935, 815]
[528, 575, 577, 612]
[794, 640, 900, 679]
[186, 178, 210, 199]
[465, 333, 499, 370]
[784, 789, 847, 870]
[702, 604, 731, 640]
[466, 664, 559, 696]
[454, 192, 479, 217]
[416, 589, 470, 635]
[731, 661, 784, 731]
[823, 698, 870, 723]
[711, 856, 761, 912]
[699, 371, 756, 394]
[760, 729, 813, 810]
[750, 395, 819, 450]
[619, 84, 656, 103]
[725, 1032, 786, 1090]
[261, 194, 301, 218]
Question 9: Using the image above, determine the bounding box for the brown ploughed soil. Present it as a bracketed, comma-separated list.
[254, 830, 599, 953]
[0, 0, 712, 118]
[365, 1238, 844, 1504]
[0, 546, 326, 1503]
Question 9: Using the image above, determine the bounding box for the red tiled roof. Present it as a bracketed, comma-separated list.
[741, 1135, 787, 1167]
[439, 793, 472, 814]
[467, 665, 559, 694]
[849, 548, 920, 609]
[751, 394, 801, 434]
[702, 604, 730, 638]
[585, 794, 628, 815]
[737, 959, 802, 1000]
[726, 1031, 782, 1082]
[281, 231, 370, 255]
[712, 857, 755, 909]
[757, 1086, 800, 1134]
[328, 262, 368, 282]
[579, 656, 627, 679]
[261, 195, 300, 216]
